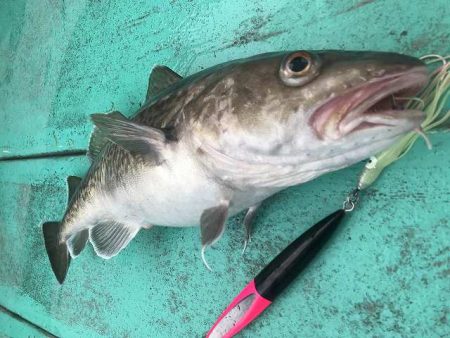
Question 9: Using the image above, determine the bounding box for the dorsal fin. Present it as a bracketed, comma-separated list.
[88, 111, 124, 161]
[147, 66, 183, 100]
[67, 176, 82, 203]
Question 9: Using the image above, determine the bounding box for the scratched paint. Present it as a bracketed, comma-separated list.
[0, 0, 449, 337]
[1, 136, 449, 337]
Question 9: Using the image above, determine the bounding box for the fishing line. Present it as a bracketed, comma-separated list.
[0, 149, 87, 162]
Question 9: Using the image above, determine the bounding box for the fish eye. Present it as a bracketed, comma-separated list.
[279, 51, 321, 86]
[287, 53, 311, 74]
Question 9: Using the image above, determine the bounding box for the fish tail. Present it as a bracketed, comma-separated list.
[42, 221, 70, 284]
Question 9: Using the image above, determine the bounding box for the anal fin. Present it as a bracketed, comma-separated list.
[67, 229, 89, 257]
[89, 221, 140, 259]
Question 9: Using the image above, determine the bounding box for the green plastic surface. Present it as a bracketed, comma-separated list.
[0, 307, 50, 338]
[1, 0, 449, 337]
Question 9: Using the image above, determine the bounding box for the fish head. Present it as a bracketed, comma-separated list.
[296, 51, 427, 141]
[238, 51, 426, 135]
[188, 50, 429, 187]
[204, 51, 428, 174]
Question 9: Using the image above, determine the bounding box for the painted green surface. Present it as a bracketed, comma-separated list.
[1, 136, 449, 337]
[0, 0, 449, 337]
[0, 307, 48, 338]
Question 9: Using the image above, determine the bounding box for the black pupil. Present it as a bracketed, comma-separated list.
[288, 56, 309, 72]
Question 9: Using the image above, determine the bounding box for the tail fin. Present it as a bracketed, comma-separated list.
[42, 222, 70, 284]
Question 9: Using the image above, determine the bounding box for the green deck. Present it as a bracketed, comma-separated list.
[1, 1, 449, 337]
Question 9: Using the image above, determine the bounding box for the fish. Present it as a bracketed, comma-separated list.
[42, 50, 428, 283]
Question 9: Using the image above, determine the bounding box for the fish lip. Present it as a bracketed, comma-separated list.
[310, 67, 429, 139]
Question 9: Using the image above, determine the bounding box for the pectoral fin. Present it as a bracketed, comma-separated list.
[88, 111, 124, 161]
[91, 112, 167, 162]
[200, 201, 229, 270]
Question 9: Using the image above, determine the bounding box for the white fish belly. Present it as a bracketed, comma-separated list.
[107, 143, 227, 227]
[69, 142, 278, 235]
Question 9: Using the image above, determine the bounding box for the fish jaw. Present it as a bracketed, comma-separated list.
[310, 67, 429, 140]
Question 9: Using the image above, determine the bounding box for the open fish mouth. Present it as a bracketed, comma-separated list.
[311, 67, 429, 139]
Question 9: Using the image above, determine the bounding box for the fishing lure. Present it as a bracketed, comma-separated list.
[359, 54, 450, 189]
[207, 191, 357, 338]
[206, 55, 450, 338]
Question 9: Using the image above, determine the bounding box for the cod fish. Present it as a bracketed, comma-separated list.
[43, 51, 428, 283]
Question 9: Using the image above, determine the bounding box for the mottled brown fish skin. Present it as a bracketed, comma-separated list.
[52, 50, 427, 281]
[136, 51, 423, 135]
[63, 50, 426, 235]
